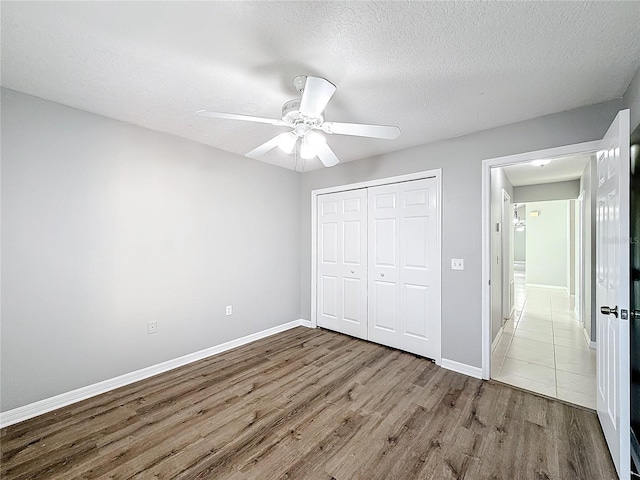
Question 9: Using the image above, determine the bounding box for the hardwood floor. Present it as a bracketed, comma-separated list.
[1, 327, 617, 479]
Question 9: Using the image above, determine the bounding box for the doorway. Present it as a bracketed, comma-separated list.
[482, 111, 631, 479]
[492, 197, 596, 408]
[483, 142, 598, 398]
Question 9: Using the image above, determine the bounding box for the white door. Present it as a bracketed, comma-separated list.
[368, 178, 441, 359]
[317, 189, 368, 339]
[596, 109, 630, 479]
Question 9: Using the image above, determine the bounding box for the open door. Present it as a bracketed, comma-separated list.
[596, 109, 630, 479]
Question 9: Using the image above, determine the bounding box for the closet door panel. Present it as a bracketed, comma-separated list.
[373, 280, 397, 331]
[317, 189, 368, 339]
[368, 178, 440, 359]
[320, 275, 338, 319]
[368, 184, 401, 345]
[342, 278, 361, 323]
[404, 283, 429, 339]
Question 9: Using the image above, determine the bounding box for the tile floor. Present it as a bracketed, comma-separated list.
[491, 268, 596, 409]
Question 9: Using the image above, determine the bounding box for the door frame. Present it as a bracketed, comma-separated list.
[501, 188, 513, 321]
[481, 141, 599, 379]
[311, 168, 443, 365]
[576, 190, 585, 324]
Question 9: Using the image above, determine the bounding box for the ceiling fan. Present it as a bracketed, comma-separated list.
[197, 75, 401, 167]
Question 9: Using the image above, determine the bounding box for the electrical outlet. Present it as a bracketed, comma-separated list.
[451, 259, 464, 271]
[226, 305, 232, 316]
[148, 321, 157, 334]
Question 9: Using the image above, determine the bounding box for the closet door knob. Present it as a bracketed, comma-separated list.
[381, 273, 385, 277]
[351, 270, 354, 274]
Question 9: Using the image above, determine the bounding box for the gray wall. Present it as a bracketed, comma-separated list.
[1, 89, 302, 411]
[525, 201, 569, 288]
[512, 180, 580, 203]
[623, 66, 640, 132]
[300, 98, 624, 368]
[490, 168, 513, 342]
[580, 156, 597, 341]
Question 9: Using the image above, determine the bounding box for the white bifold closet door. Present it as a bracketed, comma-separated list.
[317, 188, 368, 340]
[368, 178, 439, 359]
[316, 177, 440, 360]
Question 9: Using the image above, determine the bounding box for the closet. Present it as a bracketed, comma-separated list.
[316, 176, 441, 360]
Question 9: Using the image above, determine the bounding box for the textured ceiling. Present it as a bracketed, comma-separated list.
[502, 154, 592, 187]
[2, 2, 639, 172]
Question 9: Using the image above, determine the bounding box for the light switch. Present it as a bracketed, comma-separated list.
[451, 259, 464, 271]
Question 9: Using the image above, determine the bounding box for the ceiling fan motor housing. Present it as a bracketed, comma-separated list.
[282, 99, 323, 130]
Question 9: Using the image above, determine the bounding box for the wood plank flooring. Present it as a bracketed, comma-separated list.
[1, 327, 617, 479]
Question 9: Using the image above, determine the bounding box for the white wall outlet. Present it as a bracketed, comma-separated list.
[148, 321, 157, 334]
[226, 305, 232, 316]
[451, 259, 464, 271]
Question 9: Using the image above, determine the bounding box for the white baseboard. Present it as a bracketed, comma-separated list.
[525, 283, 569, 294]
[0, 319, 306, 428]
[491, 328, 504, 352]
[441, 358, 483, 379]
[300, 319, 313, 328]
[583, 327, 596, 350]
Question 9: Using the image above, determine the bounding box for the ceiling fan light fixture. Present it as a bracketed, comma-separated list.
[198, 75, 401, 168]
[277, 132, 297, 153]
[301, 130, 326, 159]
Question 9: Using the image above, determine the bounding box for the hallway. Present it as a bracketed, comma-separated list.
[491, 268, 596, 409]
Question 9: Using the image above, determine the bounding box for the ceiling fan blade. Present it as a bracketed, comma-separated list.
[197, 110, 286, 126]
[299, 77, 336, 118]
[321, 121, 401, 140]
[315, 141, 340, 168]
[245, 133, 291, 159]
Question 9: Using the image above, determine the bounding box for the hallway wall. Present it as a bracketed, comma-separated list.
[525, 201, 569, 289]
[490, 168, 514, 342]
[580, 156, 597, 341]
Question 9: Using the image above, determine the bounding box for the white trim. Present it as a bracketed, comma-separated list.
[577, 190, 585, 327]
[310, 168, 443, 366]
[501, 189, 512, 322]
[482, 140, 600, 380]
[583, 327, 596, 350]
[0, 320, 305, 428]
[441, 358, 483, 379]
[310, 170, 442, 197]
[300, 319, 313, 328]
